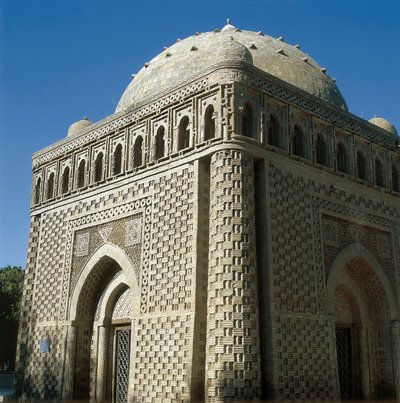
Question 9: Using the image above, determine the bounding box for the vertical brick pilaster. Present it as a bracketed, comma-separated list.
[15, 214, 41, 397]
[206, 149, 261, 401]
[390, 321, 400, 400]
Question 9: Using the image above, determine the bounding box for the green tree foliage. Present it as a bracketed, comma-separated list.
[0, 266, 24, 322]
[0, 266, 24, 370]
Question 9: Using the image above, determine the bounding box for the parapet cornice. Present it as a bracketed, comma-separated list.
[236, 64, 398, 149]
[32, 62, 398, 169]
[32, 77, 211, 169]
[32, 61, 242, 168]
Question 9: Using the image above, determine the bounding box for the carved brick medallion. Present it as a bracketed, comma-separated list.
[99, 227, 113, 242]
[377, 234, 391, 258]
[125, 218, 142, 246]
[322, 219, 339, 246]
[74, 233, 90, 257]
[349, 227, 364, 243]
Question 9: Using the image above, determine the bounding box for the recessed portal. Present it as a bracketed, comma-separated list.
[330, 252, 397, 400]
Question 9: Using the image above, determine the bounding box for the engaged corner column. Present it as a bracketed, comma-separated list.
[391, 320, 400, 400]
[205, 149, 261, 401]
[96, 324, 109, 401]
[62, 323, 77, 400]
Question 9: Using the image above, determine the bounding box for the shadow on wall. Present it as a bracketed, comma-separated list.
[13, 311, 64, 401]
[11, 345, 63, 400]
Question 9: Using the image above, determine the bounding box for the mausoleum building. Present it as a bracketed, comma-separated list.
[16, 21, 400, 402]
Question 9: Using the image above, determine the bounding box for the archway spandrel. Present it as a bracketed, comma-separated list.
[69, 243, 140, 321]
[328, 244, 398, 400]
[70, 214, 143, 295]
[327, 243, 398, 321]
[321, 215, 396, 288]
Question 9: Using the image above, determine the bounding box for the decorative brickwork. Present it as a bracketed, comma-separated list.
[69, 213, 143, 299]
[146, 168, 196, 315]
[267, 165, 336, 400]
[269, 167, 324, 315]
[34, 210, 69, 322]
[131, 314, 193, 401]
[274, 315, 336, 400]
[18, 24, 400, 403]
[15, 216, 41, 396]
[321, 215, 396, 286]
[206, 150, 261, 401]
[112, 288, 132, 320]
[62, 197, 151, 319]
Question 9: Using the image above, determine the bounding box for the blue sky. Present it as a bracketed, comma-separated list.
[1, 0, 399, 267]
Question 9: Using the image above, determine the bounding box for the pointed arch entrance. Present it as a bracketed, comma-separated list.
[327, 243, 399, 400]
[63, 243, 140, 402]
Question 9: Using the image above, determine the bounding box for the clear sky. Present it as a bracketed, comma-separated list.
[1, 0, 399, 267]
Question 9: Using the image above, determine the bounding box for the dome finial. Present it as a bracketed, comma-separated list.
[222, 18, 235, 31]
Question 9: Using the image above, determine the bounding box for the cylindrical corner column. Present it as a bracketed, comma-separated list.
[205, 149, 261, 401]
[62, 323, 77, 400]
[391, 321, 400, 400]
[96, 325, 109, 401]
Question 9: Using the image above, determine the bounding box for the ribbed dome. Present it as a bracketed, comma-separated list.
[67, 118, 92, 137]
[116, 26, 348, 113]
[369, 116, 398, 137]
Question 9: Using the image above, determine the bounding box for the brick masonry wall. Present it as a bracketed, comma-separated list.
[17, 162, 201, 401]
[265, 157, 400, 400]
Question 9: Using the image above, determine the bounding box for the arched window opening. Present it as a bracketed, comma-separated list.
[77, 160, 86, 189]
[337, 142, 347, 173]
[178, 117, 190, 151]
[375, 158, 383, 187]
[94, 153, 104, 183]
[46, 172, 55, 200]
[34, 178, 41, 204]
[155, 127, 165, 160]
[133, 136, 143, 167]
[268, 114, 279, 147]
[61, 166, 70, 195]
[241, 102, 253, 138]
[204, 105, 215, 140]
[293, 125, 304, 157]
[392, 165, 399, 192]
[316, 134, 326, 165]
[113, 144, 123, 176]
[357, 151, 366, 180]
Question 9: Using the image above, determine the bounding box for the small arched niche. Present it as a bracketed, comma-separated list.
[241, 102, 253, 138]
[204, 105, 216, 141]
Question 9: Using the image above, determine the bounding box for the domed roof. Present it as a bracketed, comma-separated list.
[116, 23, 348, 112]
[369, 116, 398, 137]
[216, 37, 253, 64]
[67, 118, 92, 137]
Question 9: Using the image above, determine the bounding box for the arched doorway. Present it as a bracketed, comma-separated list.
[65, 244, 139, 403]
[94, 278, 133, 402]
[327, 244, 399, 400]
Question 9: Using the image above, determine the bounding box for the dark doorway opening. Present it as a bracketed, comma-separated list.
[336, 327, 353, 399]
[114, 328, 131, 403]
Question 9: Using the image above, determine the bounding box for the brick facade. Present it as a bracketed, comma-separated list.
[17, 25, 400, 402]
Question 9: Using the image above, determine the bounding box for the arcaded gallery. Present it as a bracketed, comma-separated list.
[16, 21, 400, 402]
